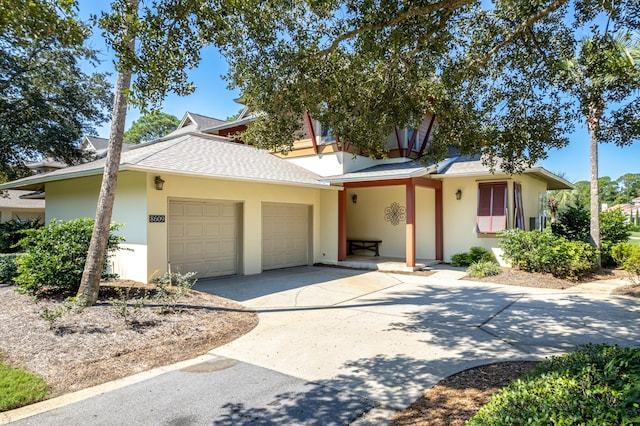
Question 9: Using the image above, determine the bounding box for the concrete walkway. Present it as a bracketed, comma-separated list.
[4, 266, 639, 425]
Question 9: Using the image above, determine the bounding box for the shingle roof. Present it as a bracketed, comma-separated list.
[0, 133, 329, 191]
[321, 161, 435, 183]
[0, 190, 45, 209]
[183, 112, 226, 130]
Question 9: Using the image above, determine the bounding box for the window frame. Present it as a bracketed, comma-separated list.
[476, 181, 508, 234]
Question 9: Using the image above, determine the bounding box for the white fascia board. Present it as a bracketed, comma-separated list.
[124, 165, 339, 191]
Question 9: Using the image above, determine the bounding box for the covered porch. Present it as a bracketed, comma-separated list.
[328, 169, 444, 270]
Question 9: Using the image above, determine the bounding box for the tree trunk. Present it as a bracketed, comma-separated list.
[76, 71, 132, 306]
[587, 104, 601, 269]
[76, 0, 138, 306]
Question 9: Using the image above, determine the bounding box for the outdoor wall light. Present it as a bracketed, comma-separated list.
[154, 176, 165, 191]
[352, 194, 358, 204]
[455, 189, 462, 200]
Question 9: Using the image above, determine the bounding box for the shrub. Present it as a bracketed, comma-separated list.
[611, 243, 640, 285]
[601, 210, 631, 267]
[552, 205, 590, 242]
[500, 228, 595, 280]
[0, 219, 42, 253]
[468, 344, 640, 426]
[153, 271, 197, 313]
[466, 260, 502, 278]
[13, 218, 124, 294]
[450, 246, 493, 267]
[0, 253, 19, 284]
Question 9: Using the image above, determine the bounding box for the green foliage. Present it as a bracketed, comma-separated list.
[466, 260, 502, 278]
[108, 287, 147, 326]
[450, 246, 493, 267]
[153, 271, 197, 314]
[468, 344, 640, 426]
[13, 218, 124, 294]
[552, 205, 590, 242]
[123, 111, 180, 144]
[37, 296, 80, 331]
[611, 243, 640, 285]
[0, 218, 42, 253]
[0, 359, 48, 411]
[0, 253, 18, 284]
[0, 0, 112, 179]
[601, 209, 632, 267]
[500, 229, 595, 280]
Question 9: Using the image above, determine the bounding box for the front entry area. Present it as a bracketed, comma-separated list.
[168, 199, 241, 278]
[262, 202, 311, 270]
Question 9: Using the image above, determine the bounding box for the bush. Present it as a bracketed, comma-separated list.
[450, 246, 493, 267]
[13, 218, 124, 294]
[552, 205, 590, 242]
[500, 228, 595, 280]
[0, 253, 19, 284]
[611, 243, 640, 285]
[468, 344, 640, 425]
[0, 219, 42, 253]
[466, 260, 502, 278]
[601, 210, 631, 267]
[153, 271, 197, 313]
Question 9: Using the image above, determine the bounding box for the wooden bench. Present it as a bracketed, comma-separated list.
[347, 239, 382, 256]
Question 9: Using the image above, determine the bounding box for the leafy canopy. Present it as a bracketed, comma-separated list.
[0, 0, 112, 180]
[209, 0, 640, 172]
[123, 111, 180, 144]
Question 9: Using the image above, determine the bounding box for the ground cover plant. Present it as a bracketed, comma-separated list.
[0, 358, 48, 411]
[450, 247, 493, 267]
[467, 344, 640, 425]
[466, 260, 501, 278]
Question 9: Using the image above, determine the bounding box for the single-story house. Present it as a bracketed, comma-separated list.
[0, 190, 45, 222]
[0, 109, 572, 282]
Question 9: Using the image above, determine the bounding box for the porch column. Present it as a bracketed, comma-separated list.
[435, 186, 443, 260]
[405, 181, 416, 267]
[338, 188, 347, 261]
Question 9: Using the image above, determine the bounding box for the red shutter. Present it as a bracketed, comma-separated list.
[477, 182, 507, 233]
[514, 182, 525, 230]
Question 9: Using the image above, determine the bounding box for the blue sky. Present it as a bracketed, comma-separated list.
[78, 0, 638, 184]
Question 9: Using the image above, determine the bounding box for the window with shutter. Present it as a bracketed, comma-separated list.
[476, 182, 507, 233]
[514, 182, 525, 230]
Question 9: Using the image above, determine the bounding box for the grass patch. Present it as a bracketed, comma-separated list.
[0, 360, 48, 411]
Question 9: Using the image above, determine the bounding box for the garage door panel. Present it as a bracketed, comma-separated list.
[262, 203, 309, 270]
[169, 200, 239, 279]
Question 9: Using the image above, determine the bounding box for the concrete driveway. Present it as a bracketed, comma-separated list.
[5, 266, 640, 425]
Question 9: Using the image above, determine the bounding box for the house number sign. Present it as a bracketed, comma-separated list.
[149, 215, 166, 223]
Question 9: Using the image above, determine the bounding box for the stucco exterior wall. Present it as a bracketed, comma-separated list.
[46, 172, 149, 282]
[145, 173, 336, 280]
[441, 174, 548, 261]
[345, 185, 437, 259]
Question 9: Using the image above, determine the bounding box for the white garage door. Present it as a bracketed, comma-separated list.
[262, 203, 310, 270]
[168, 199, 239, 278]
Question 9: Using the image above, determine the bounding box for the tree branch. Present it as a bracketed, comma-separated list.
[319, 0, 475, 56]
[475, 0, 569, 66]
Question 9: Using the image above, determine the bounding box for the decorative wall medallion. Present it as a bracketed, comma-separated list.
[384, 202, 406, 226]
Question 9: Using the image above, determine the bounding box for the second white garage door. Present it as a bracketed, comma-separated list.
[168, 199, 240, 278]
[262, 203, 310, 270]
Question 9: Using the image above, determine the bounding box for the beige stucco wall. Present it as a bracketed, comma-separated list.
[440, 174, 547, 261]
[145, 173, 337, 280]
[46, 172, 149, 282]
[46, 171, 339, 282]
[345, 185, 437, 259]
